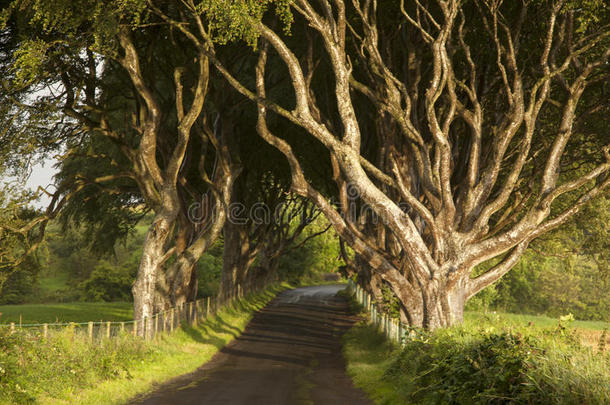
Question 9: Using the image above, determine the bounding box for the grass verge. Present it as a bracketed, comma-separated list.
[0, 283, 289, 405]
[342, 322, 402, 404]
[342, 295, 610, 404]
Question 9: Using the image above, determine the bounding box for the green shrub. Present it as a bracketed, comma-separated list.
[388, 330, 541, 403]
[0, 255, 39, 305]
[196, 240, 223, 297]
[382, 326, 610, 404]
[78, 261, 135, 302]
[278, 218, 343, 283]
[0, 327, 151, 404]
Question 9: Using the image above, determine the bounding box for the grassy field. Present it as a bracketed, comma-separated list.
[465, 311, 609, 348]
[0, 302, 133, 324]
[0, 274, 344, 325]
[466, 311, 610, 330]
[0, 283, 290, 405]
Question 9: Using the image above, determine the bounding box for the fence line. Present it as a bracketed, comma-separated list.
[347, 279, 410, 345]
[0, 278, 269, 342]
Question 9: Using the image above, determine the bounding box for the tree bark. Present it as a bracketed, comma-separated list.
[132, 214, 174, 338]
[220, 220, 250, 298]
[181, 0, 610, 330]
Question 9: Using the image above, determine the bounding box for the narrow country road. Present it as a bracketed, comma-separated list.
[130, 285, 372, 405]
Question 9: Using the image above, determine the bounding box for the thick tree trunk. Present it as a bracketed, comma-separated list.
[389, 272, 468, 330]
[255, 244, 280, 285]
[220, 220, 250, 298]
[132, 215, 172, 338]
[169, 261, 198, 309]
[422, 283, 467, 330]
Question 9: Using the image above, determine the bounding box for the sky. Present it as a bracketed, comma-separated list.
[26, 159, 57, 208]
[1, 159, 57, 209]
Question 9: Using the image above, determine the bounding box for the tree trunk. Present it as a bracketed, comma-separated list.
[220, 220, 250, 298]
[169, 260, 198, 309]
[132, 215, 172, 338]
[389, 273, 468, 330]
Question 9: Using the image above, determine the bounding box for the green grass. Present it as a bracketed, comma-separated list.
[466, 311, 610, 330]
[342, 322, 402, 404]
[0, 275, 344, 325]
[465, 311, 609, 348]
[343, 299, 610, 404]
[37, 271, 71, 294]
[0, 302, 133, 324]
[0, 283, 289, 405]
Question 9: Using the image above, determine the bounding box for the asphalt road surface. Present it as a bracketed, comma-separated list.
[130, 285, 372, 405]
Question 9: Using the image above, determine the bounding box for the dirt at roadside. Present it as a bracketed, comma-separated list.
[130, 285, 372, 405]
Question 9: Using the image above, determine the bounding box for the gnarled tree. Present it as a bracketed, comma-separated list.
[184, 0, 609, 329]
[3, 0, 241, 336]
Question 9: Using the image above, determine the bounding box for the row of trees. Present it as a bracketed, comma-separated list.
[1, 0, 608, 331]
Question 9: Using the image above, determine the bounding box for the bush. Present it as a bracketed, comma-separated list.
[0, 327, 151, 404]
[196, 240, 224, 297]
[278, 218, 343, 283]
[382, 325, 610, 404]
[78, 261, 135, 302]
[0, 255, 39, 305]
[388, 331, 540, 403]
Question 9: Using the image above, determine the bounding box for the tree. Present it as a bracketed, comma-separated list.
[2, 0, 314, 335]
[0, 191, 41, 298]
[186, 0, 609, 329]
[2, 0, 241, 336]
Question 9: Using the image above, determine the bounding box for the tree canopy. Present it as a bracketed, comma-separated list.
[1, 0, 608, 331]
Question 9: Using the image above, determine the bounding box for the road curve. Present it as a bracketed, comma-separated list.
[130, 285, 371, 405]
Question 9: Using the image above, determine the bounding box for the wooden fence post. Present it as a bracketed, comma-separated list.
[43, 323, 48, 339]
[120, 322, 125, 333]
[9, 322, 15, 334]
[206, 297, 210, 318]
[170, 309, 175, 332]
[154, 314, 159, 338]
[398, 322, 402, 345]
[88, 321, 93, 342]
[195, 301, 201, 325]
[106, 321, 111, 339]
[133, 321, 137, 337]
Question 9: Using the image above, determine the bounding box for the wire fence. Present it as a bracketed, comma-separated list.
[0, 279, 268, 342]
[347, 279, 412, 346]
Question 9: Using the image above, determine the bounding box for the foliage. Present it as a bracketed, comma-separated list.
[196, 0, 294, 46]
[344, 319, 610, 405]
[78, 260, 135, 302]
[0, 257, 38, 305]
[32, 221, 141, 303]
[388, 331, 541, 403]
[277, 217, 343, 283]
[0, 201, 42, 301]
[467, 196, 610, 321]
[0, 284, 286, 405]
[196, 240, 224, 298]
[0, 326, 151, 404]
